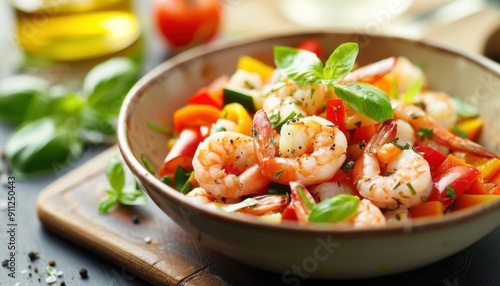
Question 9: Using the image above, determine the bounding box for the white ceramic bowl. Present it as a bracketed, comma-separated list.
[117, 31, 500, 279]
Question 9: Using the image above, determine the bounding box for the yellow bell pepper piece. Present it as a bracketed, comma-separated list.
[237, 56, 275, 82]
[221, 103, 252, 136]
[455, 118, 483, 141]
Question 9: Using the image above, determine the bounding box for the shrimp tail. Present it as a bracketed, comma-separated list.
[433, 127, 499, 159]
[252, 110, 277, 159]
[353, 119, 398, 186]
[364, 119, 398, 154]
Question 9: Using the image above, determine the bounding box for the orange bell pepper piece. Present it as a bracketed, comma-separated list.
[452, 194, 500, 211]
[173, 104, 221, 134]
[410, 201, 444, 218]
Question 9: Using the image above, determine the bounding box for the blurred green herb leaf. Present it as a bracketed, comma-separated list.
[5, 117, 84, 177]
[1, 57, 140, 178]
[83, 57, 139, 115]
[0, 75, 49, 124]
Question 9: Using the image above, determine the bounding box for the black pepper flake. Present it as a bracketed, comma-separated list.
[48, 258, 56, 266]
[28, 251, 40, 261]
[131, 215, 140, 224]
[60, 280, 66, 286]
[33, 266, 39, 273]
[1, 259, 7, 267]
[79, 268, 89, 279]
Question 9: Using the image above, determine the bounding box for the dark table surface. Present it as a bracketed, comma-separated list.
[1, 1, 500, 286]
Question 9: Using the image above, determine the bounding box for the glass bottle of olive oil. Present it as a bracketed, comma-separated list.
[12, 0, 140, 61]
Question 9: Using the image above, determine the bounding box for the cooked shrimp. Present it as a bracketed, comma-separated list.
[186, 187, 289, 216]
[228, 69, 263, 90]
[395, 119, 416, 147]
[384, 208, 410, 224]
[290, 181, 385, 228]
[312, 181, 355, 203]
[393, 101, 498, 158]
[262, 94, 308, 126]
[253, 110, 348, 185]
[269, 81, 327, 115]
[416, 91, 458, 130]
[192, 131, 271, 200]
[352, 199, 386, 228]
[353, 120, 433, 210]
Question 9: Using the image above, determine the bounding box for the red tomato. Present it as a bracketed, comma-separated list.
[154, 0, 222, 50]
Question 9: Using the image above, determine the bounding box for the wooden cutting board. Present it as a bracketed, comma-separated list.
[36, 146, 483, 286]
[36, 146, 295, 286]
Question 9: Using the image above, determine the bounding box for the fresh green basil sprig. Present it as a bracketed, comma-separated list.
[273, 42, 394, 123]
[1, 57, 140, 178]
[295, 185, 360, 223]
[98, 156, 147, 214]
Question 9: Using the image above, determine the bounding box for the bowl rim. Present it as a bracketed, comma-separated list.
[118, 30, 500, 238]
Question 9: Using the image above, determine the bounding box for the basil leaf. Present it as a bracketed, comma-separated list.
[98, 190, 119, 214]
[77, 106, 117, 144]
[118, 185, 148, 206]
[0, 75, 49, 124]
[24, 87, 84, 123]
[83, 57, 139, 115]
[323, 42, 359, 84]
[273, 46, 323, 85]
[106, 156, 125, 192]
[5, 117, 84, 177]
[334, 82, 394, 123]
[178, 172, 194, 195]
[308, 194, 360, 223]
[452, 97, 480, 118]
[174, 166, 192, 192]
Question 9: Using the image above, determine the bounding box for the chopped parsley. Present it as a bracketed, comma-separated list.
[407, 183, 417, 196]
[446, 186, 456, 199]
[341, 160, 355, 171]
[417, 127, 434, 141]
[391, 138, 410, 150]
[275, 170, 284, 180]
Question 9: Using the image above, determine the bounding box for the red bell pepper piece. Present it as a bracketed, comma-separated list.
[326, 98, 346, 133]
[296, 39, 323, 59]
[414, 145, 446, 175]
[158, 128, 204, 176]
[427, 165, 481, 209]
[350, 123, 380, 144]
[187, 75, 229, 109]
[281, 204, 298, 221]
